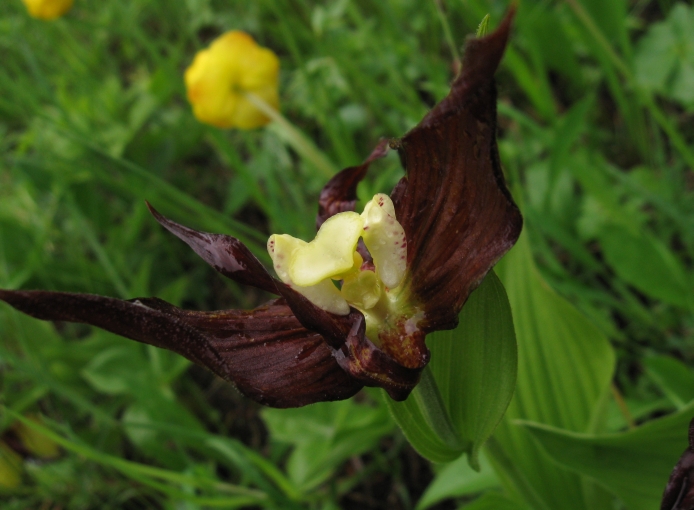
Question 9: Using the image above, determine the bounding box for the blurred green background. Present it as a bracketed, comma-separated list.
[1, 0, 693, 508]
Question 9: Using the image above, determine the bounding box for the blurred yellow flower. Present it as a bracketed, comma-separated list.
[185, 31, 280, 130]
[13, 414, 60, 460]
[22, 0, 73, 20]
[0, 442, 22, 489]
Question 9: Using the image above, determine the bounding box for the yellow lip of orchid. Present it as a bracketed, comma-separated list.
[289, 212, 364, 287]
[267, 194, 408, 324]
[22, 0, 73, 20]
[184, 31, 280, 130]
[268, 234, 350, 316]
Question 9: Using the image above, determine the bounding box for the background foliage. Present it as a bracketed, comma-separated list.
[1, 0, 693, 508]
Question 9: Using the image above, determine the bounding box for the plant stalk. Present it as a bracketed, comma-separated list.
[411, 366, 465, 451]
[244, 92, 338, 178]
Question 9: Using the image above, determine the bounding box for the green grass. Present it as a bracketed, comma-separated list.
[1, 0, 693, 508]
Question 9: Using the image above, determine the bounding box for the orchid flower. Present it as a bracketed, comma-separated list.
[0, 11, 521, 408]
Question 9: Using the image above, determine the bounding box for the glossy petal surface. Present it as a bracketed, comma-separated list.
[148, 203, 278, 294]
[391, 10, 522, 331]
[0, 290, 361, 408]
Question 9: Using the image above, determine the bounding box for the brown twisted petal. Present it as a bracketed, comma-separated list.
[391, 8, 522, 332]
[0, 289, 362, 408]
[332, 314, 425, 401]
[315, 138, 390, 231]
[147, 202, 278, 295]
[661, 417, 694, 510]
[271, 283, 423, 399]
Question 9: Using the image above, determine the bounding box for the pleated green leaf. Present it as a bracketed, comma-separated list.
[520, 402, 694, 510]
[415, 453, 500, 510]
[490, 230, 616, 510]
[387, 270, 518, 466]
[460, 492, 530, 510]
[643, 354, 694, 408]
[599, 224, 692, 309]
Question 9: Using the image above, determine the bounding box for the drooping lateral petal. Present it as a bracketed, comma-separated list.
[316, 139, 390, 230]
[147, 203, 278, 294]
[391, 9, 522, 331]
[0, 290, 362, 408]
[661, 417, 694, 510]
[135, 297, 364, 407]
[0, 289, 230, 379]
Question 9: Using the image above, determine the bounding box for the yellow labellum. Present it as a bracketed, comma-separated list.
[268, 234, 350, 315]
[289, 212, 364, 287]
[22, 0, 73, 20]
[184, 31, 280, 129]
[266, 194, 408, 317]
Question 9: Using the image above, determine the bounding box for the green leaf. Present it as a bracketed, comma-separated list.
[387, 270, 518, 467]
[262, 399, 393, 492]
[459, 491, 529, 510]
[634, 3, 694, 106]
[122, 392, 205, 470]
[416, 453, 500, 510]
[491, 230, 616, 510]
[521, 402, 694, 510]
[3, 409, 270, 506]
[598, 224, 691, 308]
[548, 95, 594, 188]
[643, 354, 694, 408]
[80, 342, 150, 395]
[385, 367, 462, 462]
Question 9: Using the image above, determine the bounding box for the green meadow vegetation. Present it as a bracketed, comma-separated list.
[1, 0, 693, 508]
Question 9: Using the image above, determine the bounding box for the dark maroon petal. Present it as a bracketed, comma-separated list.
[147, 202, 278, 295]
[274, 281, 358, 350]
[136, 297, 364, 408]
[332, 314, 424, 401]
[391, 9, 522, 332]
[0, 289, 230, 379]
[263, 286, 423, 399]
[661, 417, 694, 510]
[0, 289, 363, 408]
[316, 139, 390, 230]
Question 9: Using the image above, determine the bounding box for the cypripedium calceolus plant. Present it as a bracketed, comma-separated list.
[0, 12, 521, 408]
[184, 30, 280, 129]
[22, 0, 73, 20]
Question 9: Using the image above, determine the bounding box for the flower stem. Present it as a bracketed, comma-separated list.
[412, 366, 465, 451]
[244, 92, 338, 179]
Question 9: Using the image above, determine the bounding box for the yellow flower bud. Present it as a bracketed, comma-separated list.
[184, 31, 280, 129]
[22, 0, 73, 20]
